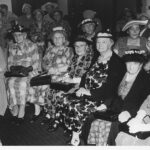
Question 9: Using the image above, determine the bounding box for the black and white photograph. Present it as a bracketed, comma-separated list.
[0, 0, 150, 147]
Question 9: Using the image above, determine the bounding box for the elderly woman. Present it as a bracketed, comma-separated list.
[114, 20, 148, 57]
[7, 23, 40, 125]
[30, 26, 74, 123]
[48, 31, 126, 146]
[44, 37, 93, 128]
[107, 49, 150, 145]
[18, 3, 34, 30]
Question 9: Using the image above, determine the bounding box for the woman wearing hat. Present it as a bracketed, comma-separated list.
[7, 23, 40, 125]
[18, 3, 34, 30]
[30, 9, 51, 61]
[45, 37, 93, 129]
[107, 49, 150, 145]
[114, 20, 148, 57]
[32, 26, 74, 124]
[48, 31, 126, 146]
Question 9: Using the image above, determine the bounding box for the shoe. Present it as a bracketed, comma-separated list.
[47, 123, 58, 133]
[30, 115, 40, 123]
[16, 118, 24, 126]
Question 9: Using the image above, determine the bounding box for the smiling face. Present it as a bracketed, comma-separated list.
[96, 38, 112, 54]
[128, 24, 140, 39]
[52, 32, 65, 47]
[74, 41, 87, 56]
[126, 61, 142, 74]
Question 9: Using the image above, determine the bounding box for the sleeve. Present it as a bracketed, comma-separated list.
[7, 46, 15, 69]
[29, 44, 40, 77]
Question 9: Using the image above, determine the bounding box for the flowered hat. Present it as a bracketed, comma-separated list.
[122, 20, 148, 31]
[123, 49, 146, 63]
[78, 18, 97, 28]
[8, 21, 28, 34]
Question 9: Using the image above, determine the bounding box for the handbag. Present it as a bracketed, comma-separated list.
[94, 109, 119, 122]
[119, 122, 150, 140]
[50, 82, 75, 92]
[5, 66, 33, 77]
[30, 73, 51, 86]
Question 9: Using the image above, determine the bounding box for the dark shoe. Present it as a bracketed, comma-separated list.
[16, 118, 24, 126]
[30, 115, 40, 123]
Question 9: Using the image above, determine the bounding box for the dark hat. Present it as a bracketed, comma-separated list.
[74, 37, 91, 45]
[123, 49, 146, 63]
[8, 22, 28, 34]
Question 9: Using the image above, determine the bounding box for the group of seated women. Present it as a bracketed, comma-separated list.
[1, 17, 150, 146]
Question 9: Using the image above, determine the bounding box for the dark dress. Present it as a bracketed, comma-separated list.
[107, 68, 150, 145]
[53, 52, 126, 135]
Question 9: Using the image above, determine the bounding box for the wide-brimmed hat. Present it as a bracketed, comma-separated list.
[123, 49, 146, 63]
[122, 20, 148, 31]
[78, 18, 97, 28]
[41, 2, 58, 11]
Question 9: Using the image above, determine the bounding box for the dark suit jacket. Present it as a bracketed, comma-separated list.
[80, 52, 126, 106]
[111, 69, 150, 117]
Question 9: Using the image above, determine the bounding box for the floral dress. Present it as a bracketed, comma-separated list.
[39, 46, 74, 118]
[53, 59, 109, 134]
[7, 40, 40, 109]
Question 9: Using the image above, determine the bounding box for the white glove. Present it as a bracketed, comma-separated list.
[127, 110, 146, 127]
[118, 111, 131, 123]
[129, 123, 146, 133]
[76, 87, 91, 97]
[96, 104, 107, 111]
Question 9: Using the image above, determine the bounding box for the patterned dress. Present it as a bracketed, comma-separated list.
[7, 39, 40, 109]
[54, 58, 109, 134]
[39, 46, 74, 118]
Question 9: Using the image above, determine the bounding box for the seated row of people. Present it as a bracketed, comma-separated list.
[1, 18, 150, 146]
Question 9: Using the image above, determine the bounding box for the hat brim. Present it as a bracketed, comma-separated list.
[78, 20, 97, 28]
[123, 54, 146, 63]
[122, 20, 148, 31]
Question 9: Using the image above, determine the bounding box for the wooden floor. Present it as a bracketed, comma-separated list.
[0, 104, 70, 146]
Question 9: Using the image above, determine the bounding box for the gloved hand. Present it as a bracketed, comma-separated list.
[127, 110, 146, 127]
[96, 104, 107, 111]
[76, 87, 91, 97]
[118, 111, 131, 123]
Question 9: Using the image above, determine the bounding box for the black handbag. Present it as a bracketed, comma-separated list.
[94, 109, 119, 122]
[50, 82, 75, 92]
[30, 73, 51, 86]
[119, 122, 150, 140]
[5, 66, 33, 77]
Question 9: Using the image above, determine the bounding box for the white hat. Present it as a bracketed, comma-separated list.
[52, 26, 65, 32]
[78, 18, 97, 27]
[122, 20, 148, 31]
